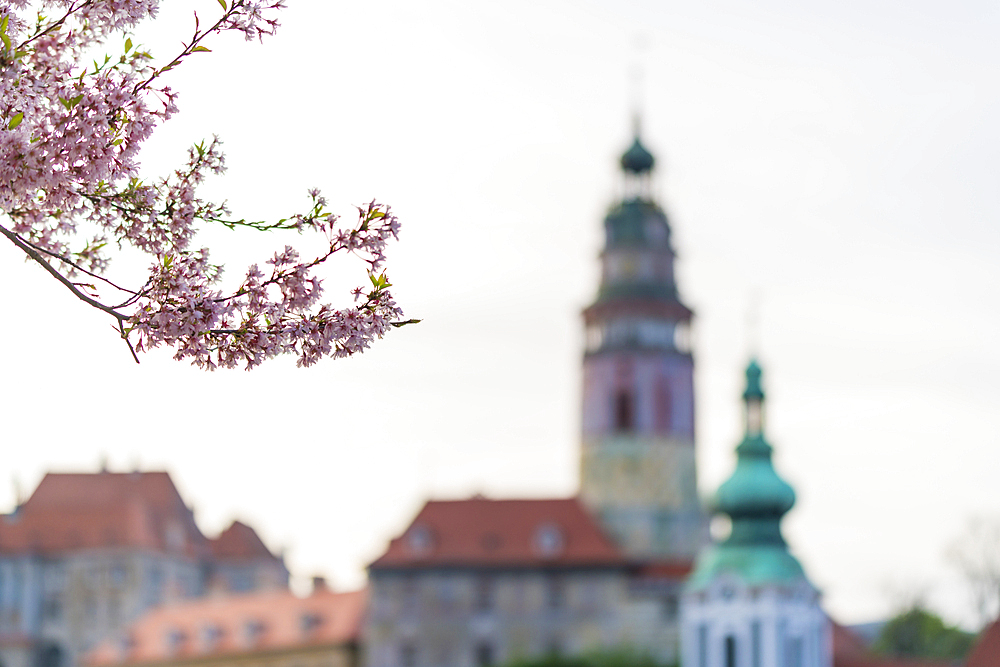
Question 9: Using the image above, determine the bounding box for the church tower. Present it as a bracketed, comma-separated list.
[579, 130, 708, 560]
[680, 360, 831, 667]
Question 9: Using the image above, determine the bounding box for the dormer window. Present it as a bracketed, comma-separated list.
[165, 628, 187, 656]
[406, 525, 434, 557]
[243, 620, 265, 647]
[200, 624, 223, 652]
[300, 612, 323, 636]
[533, 523, 564, 558]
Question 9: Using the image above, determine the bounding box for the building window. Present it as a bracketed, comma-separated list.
[533, 524, 564, 557]
[661, 594, 678, 620]
[230, 570, 255, 593]
[200, 625, 223, 652]
[474, 576, 494, 613]
[751, 621, 761, 667]
[725, 635, 737, 667]
[165, 629, 186, 656]
[400, 642, 416, 667]
[407, 525, 434, 556]
[697, 624, 708, 667]
[401, 574, 418, 614]
[42, 595, 62, 621]
[614, 391, 634, 433]
[545, 575, 564, 610]
[36, 645, 63, 667]
[108, 595, 121, 624]
[243, 620, 265, 647]
[300, 612, 323, 635]
[474, 642, 494, 667]
[146, 566, 163, 607]
[785, 637, 803, 667]
[654, 377, 672, 434]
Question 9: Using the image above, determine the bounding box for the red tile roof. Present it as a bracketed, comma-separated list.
[634, 560, 695, 579]
[209, 521, 277, 562]
[966, 618, 1000, 667]
[0, 472, 209, 558]
[86, 588, 366, 666]
[369, 497, 625, 569]
[831, 623, 954, 667]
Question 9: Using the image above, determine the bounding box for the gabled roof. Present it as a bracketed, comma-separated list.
[0, 472, 209, 558]
[369, 497, 625, 569]
[210, 521, 278, 562]
[85, 588, 366, 666]
[966, 618, 1000, 667]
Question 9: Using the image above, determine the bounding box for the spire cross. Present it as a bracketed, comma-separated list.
[629, 33, 650, 138]
[746, 290, 762, 358]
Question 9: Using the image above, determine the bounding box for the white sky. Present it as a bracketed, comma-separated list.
[1, 0, 998, 630]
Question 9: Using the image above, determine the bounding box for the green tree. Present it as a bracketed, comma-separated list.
[872, 607, 975, 660]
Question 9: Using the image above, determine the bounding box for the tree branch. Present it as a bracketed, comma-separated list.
[0, 223, 130, 324]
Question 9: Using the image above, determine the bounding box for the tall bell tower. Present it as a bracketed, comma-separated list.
[580, 129, 708, 560]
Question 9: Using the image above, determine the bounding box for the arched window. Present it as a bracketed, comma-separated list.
[725, 635, 737, 667]
[35, 645, 63, 667]
[475, 642, 494, 667]
[614, 391, 634, 433]
[654, 377, 672, 434]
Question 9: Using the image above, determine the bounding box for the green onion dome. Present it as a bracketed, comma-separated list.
[620, 136, 655, 173]
[686, 360, 805, 589]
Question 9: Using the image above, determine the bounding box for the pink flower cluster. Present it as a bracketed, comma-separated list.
[0, 0, 408, 369]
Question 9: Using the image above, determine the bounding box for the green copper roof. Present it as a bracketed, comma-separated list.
[687, 545, 805, 588]
[743, 359, 764, 401]
[687, 360, 805, 590]
[621, 137, 655, 173]
[603, 198, 671, 249]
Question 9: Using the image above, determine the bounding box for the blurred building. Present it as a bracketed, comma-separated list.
[0, 471, 288, 667]
[681, 361, 830, 667]
[365, 497, 689, 666]
[580, 131, 709, 560]
[85, 584, 365, 667]
[363, 131, 703, 667]
[965, 618, 1000, 667]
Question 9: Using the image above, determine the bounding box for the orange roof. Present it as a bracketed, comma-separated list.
[967, 618, 1000, 667]
[86, 588, 366, 666]
[0, 472, 210, 558]
[369, 497, 625, 569]
[209, 521, 277, 562]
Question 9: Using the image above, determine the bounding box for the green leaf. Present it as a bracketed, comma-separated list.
[112, 138, 123, 146]
[191, 45, 211, 52]
[7, 112, 23, 130]
[217, 0, 228, 10]
[124, 37, 132, 52]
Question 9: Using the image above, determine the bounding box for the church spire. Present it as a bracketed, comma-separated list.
[686, 359, 805, 588]
[714, 360, 795, 548]
[620, 133, 655, 174]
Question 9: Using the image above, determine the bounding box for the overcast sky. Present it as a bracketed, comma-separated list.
[1, 0, 998, 630]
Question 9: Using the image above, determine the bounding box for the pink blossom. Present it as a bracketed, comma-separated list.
[0, 0, 410, 369]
